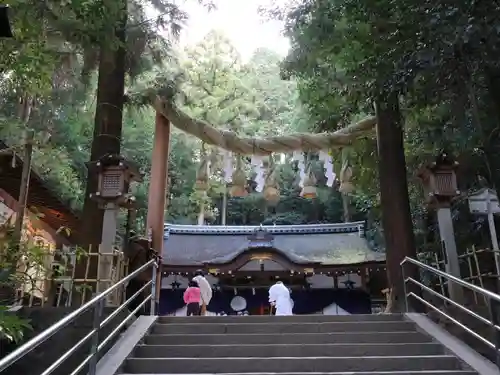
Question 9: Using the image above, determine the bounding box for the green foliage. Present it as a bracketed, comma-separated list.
[179, 30, 259, 131]
[0, 0, 59, 94]
[0, 306, 32, 343]
[0, 227, 43, 343]
[0, 6, 357, 235]
[270, 0, 500, 255]
[0, 219, 93, 342]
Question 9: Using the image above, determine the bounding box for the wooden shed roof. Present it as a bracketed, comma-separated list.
[0, 141, 81, 240]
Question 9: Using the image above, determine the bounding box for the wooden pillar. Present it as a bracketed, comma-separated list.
[13, 129, 34, 246]
[147, 112, 171, 254]
[147, 112, 170, 313]
[342, 194, 351, 222]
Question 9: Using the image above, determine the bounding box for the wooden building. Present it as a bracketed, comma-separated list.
[0, 140, 80, 246]
[1, 140, 84, 304]
[160, 221, 387, 315]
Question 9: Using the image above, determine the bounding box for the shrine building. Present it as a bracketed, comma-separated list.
[159, 221, 386, 315]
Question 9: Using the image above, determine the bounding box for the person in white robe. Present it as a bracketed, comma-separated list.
[268, 281, 293, 316]
[193, 270, 213, 316]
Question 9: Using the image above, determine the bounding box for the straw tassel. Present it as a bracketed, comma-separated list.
[194, 144, 210, 191]
[230, 156, 248, 197]
[339, 148, 354, 194]
[300, 162, 317, 199]
[263, 157, 280, 205]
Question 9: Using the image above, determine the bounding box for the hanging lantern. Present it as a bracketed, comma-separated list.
[263, 158, 280, 205]
[300, 163, 317, 199]
[230, 156, 248, 197]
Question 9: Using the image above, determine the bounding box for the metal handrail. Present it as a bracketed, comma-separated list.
[0, 257, 158, 375]
[402, 256, 500, 303]
[401, 256, 500, 366]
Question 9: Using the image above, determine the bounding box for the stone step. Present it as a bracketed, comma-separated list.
[120, 372, 476, 375]
[144, 331, 432, 345]
[133, 343, 445, 358]
[124, 355, 462, 373]
[157, 314, 405, 324]
[151, 321, 414, 335]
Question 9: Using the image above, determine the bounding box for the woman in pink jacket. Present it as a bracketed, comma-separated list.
[183, 280, 201, 316]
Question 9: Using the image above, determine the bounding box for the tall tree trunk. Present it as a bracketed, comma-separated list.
[375, 91, 418, 312]
[81, 13, 127, 246]
[484, 68, 500, 190]
[77, 2, 127, 297]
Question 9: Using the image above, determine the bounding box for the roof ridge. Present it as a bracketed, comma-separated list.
[163, 222, 365, 236]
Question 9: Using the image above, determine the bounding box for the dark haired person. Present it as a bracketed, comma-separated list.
[183, 280, 201, 316]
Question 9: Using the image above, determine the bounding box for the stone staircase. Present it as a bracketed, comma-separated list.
[119, 314, 477, 375]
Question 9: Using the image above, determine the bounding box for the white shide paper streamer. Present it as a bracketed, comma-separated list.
[292, 151, 306, 188]
[318, 150, 336, 187]
[250, 155, 265, 192]
[222, 149, 233, 183]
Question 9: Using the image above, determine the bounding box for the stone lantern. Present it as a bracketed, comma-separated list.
[89, 154, 142, 208]
[87, 154, 142, 293]
[417, 152, 459, 208]
[417, 152, 462, 302]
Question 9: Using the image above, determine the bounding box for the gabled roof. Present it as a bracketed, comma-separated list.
[163, 221, 385, 267]
[0, 141, 81, 240]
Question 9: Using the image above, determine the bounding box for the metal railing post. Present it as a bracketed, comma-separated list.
[88, 298, 105, 375]
[0, 259, 155, 374]
[150, 261, 157, 316]
[401, 262, 409, 312]
[488, 297, 500, 369]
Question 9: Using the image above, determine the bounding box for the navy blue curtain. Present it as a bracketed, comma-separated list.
[291, 289, 371, 314]
[159, 288, 371, 315]
[158, 289, 185, 314]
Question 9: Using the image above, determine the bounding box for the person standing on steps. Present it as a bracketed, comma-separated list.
[268, 280, 293, 316]
[183, 280, 201, 316]
[193, 269, 212, 316]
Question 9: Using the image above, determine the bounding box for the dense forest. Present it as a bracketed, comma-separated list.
[1, 0, 500, 348]
[0, 23, 357, 236]
[1, 0, 499, 257]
